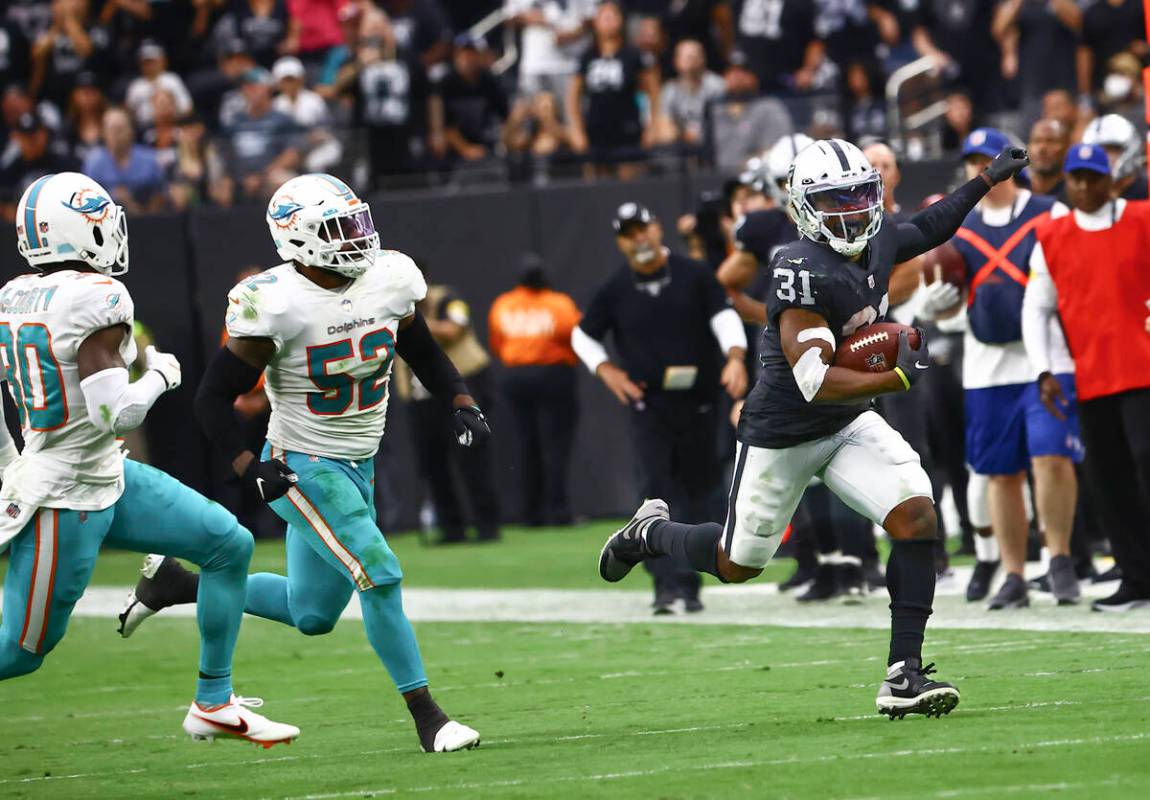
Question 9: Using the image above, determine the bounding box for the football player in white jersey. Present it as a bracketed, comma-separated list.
[120, 173, 487, 752]
[0, 172, 298, 746]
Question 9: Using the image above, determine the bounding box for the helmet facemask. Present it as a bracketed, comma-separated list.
[796, 173, 884, 257]
[304, 205, 380, 277]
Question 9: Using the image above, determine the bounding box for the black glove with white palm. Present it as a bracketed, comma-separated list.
[893, 329, 930, 391]
[243, 457, 298, 502]
[984, 147, 1029, 185]
[453, 404, 491, 448]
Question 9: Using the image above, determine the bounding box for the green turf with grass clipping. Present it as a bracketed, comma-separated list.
[3, 524, 1149, 799]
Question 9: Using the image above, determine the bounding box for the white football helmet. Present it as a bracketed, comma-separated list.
[1081, 114, 1144, 182]
[788, 138, 883, 258]
[766, 133, 814, 206]
[737, 156, 769, 195]
[16, 172, 128, 274]
[266, 174, 380, 277]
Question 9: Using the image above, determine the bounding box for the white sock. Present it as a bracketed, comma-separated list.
[974, 534, 999, 563]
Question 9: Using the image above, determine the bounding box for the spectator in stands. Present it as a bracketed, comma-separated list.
[506, 0, 594, 103]
[1, 84, 64, 169]
[380, 0, 452, 69]
[488, 256, 582, 527]
[660, 0, 733, 72]
[911, 0, 1002, 112]
[271, 55, 341, 173]
[503, 91, 572, 180]
[430, 34, 509, 164]
[169, 112, 214, 209]
[842, 59, 885, 142]
[287, 0, 346, 72]
[125, 40, 194, 129]
[733, 0, 819, 93]
[143, 88, 182, 178]
[29, 0, 101, 108]
[212, 0, 298, 68]
[0, 15, 31, 91]
[64, 71, 107, 164]
[0, 110, 80, 221]
[83, 107, 168, 214]
[567, 1, 660, 177]
[994, 0, 1081, 123]
[1041, 88, 1084, 141]
[711, 50, 793, 175]
[655, 39, 725, 149]
[213, 67, 300, 205]
[1027, 118, 1070, 201]
[815, 0, 899, 79]
[188, 38, 257, 130]
[1096, 52, 1144, 122]
[1078, 0, 1146, 97]
[633, 13, 672, 79]
[192, 0, 229, 52]
[1024, 143, 1150, 612]
[333, 17, 431, 187]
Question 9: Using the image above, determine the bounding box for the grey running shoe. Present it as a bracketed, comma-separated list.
[988, 572, 1029, 610]
[1049, 554, 1081, 606]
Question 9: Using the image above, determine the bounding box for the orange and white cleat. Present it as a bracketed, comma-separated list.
[182, 695, 299, 749]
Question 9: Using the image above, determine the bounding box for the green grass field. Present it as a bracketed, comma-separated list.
[3, 525, 1150, 799]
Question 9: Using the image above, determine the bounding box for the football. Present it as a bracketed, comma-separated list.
[834, 322, 921, 373]
[920, 241, 966, 289]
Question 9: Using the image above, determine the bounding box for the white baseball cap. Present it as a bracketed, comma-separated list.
[272, 56, 305, 82]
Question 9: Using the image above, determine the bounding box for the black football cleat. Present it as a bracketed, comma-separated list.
[965, 560, 999, 602]
[598, 499, 669, 582]
[778, 562, 818, 592]
[1091, 582, 1150, 613]
[988, 572, 1029, 610]
[796, 563, 840, 602]
[118, 555, 200, 638]
[837, 562, 867, 604]
[876, 658, 960, 720]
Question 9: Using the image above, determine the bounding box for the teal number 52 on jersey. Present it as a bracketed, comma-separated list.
[0, 322, 68, 431]
[305, 328, 395, 416]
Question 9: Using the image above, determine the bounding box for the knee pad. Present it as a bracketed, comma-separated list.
[294, 612, 339, 636]
[0, 636, 45, 680]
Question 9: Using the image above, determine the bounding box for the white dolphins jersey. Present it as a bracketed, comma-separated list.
[225, 251, 426, 460]
[0, 269, 137, 510]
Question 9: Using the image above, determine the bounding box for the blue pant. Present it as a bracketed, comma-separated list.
[1, 460, 252, 703]
[965, 374, 1085, 475]
[243, 445, 427, 693]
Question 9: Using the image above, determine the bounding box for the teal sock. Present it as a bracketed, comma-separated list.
[195, 673, 233, 706]
[359, 584, 428, 692]
[195, 529, 250, 696]
[244, 573, 294, 626]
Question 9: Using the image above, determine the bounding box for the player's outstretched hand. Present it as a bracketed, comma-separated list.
[893, 329, 929, 391]
[453, 405, 491, 448]
[145, 345, 181, 391]
[917, 276, 961, 319]
[244, 458, 298, 502]
[985, 147, 1029, 185]
[1038, 372, 1068, 422]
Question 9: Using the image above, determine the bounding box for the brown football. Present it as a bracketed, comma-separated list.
[834, 322, 921, 373]
[920, 241, 966, 289]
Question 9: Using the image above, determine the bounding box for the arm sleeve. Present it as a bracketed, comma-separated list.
[194, 346, 265, 463]
[1022, 241, 1059, 376]
[895, 176, 990, 262]
[709, 307, 748, 354]
[577, 284, 614, 340]
[395, 311, 469, 399]
[571, 325, 610, 374]
[80, 367, 168, 435]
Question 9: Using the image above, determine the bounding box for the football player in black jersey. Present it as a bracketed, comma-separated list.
[599, 138, 1029, 718]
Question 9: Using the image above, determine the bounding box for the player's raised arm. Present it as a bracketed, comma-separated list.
[395, 311, 491, 448]
[77, 325, 181, 435]
[894, 147, 1030, 262]
[778, 309, 926, 403]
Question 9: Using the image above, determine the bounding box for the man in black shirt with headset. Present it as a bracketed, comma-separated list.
[573, 203, 749, 614]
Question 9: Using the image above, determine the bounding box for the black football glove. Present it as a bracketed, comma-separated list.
[243, 457, 298, 502]
[453, 405, 491, 448]
[985, 147, 1029, 185]
[893, 329, 930, 391]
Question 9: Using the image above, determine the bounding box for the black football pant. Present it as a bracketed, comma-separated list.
[630, 397, 722, 602]
[410, 369, 500, 541]
[792, 482, 877, 562]
[1078, 389, 1150, 594]
[501, 364, 578, 526]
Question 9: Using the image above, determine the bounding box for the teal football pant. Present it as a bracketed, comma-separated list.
[245, 445, 428, 693]
[0, 460, 253, 704]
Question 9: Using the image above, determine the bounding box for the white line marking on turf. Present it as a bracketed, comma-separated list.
[267, 733, 1150, 800]
[28, 584, 1150, 634]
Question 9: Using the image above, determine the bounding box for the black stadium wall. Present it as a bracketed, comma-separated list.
[0, 161, 960, 531]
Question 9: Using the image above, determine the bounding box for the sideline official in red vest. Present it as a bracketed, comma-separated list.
[1023, 143, 1150, 612]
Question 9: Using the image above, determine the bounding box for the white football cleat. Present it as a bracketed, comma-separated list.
[183, 695, 300, 749]
[117, 554, 165, 638]
[429, 720, 481, 752]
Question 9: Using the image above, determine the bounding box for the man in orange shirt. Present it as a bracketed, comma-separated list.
[488, 255, 582, 526]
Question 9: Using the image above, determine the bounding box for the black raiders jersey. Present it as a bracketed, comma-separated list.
[738, 224, 899, 449]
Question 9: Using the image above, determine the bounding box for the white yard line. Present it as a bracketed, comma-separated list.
[26, 578, 1150, 634]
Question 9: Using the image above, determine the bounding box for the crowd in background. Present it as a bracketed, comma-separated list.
[2, 0, 1146, 216]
